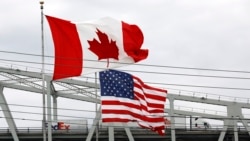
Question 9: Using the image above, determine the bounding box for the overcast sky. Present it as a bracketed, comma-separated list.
[0, 0, 250, 128]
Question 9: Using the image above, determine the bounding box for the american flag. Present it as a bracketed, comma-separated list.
[99, 69, 167, 135]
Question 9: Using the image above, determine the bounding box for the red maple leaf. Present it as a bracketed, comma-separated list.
[88, 28, 119, 67]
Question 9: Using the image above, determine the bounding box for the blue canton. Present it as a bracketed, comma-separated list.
[99, 69, 134, 99]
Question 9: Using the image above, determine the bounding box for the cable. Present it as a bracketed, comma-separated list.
[4, 76, 250, 93]
[151, 82, 250, 91]
[1, 50, 250, 74]
[2, 57, 250, 84]
[1, 102, 249, 121]
[0, 102, 249, 131]
[1, 109, 250, 130]
[2, 52, 250, 83]
[0, 109, 94, 120]
[0, 102, 96, 113]
[2, 69, 250, 100]
[2, 57, 250, 81]
[1, 108, 250, 124]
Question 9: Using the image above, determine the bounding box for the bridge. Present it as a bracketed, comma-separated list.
[0, 66, 250, 141]
[0, 127, 250, 141]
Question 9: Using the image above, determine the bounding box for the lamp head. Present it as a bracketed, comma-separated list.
[39, 0, 44, 5]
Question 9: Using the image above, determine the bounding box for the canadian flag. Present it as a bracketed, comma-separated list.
[46, 15, 148, 80]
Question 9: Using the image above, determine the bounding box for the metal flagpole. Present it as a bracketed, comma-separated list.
[39, 1, 47, 141]
[95, 72, 99, 141]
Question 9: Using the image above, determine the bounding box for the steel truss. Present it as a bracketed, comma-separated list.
[0, 66, 249, 141]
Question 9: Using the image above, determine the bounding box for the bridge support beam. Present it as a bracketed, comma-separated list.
[234, 117, 238, 141]
[218, 120, 228, 141]
[0, 86, 19, 141]
[86, 108, 135, 141]
[169, 96, 176, 141]
[86, 107, 101, 141]
[240, 115, 250, 135]
[124, 127, 135, 141]
[108, 127, 114, 141]
[47, 79, 52, 141]
[219, 104, 243, 141]
[53, 94, 58, 121]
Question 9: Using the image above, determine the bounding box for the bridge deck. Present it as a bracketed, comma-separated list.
[0, 128, 250, 141]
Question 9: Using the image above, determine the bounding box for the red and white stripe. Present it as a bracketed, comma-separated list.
[101, 75, 167, 135]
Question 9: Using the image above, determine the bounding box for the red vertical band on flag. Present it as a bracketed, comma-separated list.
[122, 21, 148, 62]
[46, 15, 83, 80]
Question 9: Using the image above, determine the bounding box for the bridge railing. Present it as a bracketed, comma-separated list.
[0, 125, 250, 136]
[0, 127, 89, 134]
[168, 89, 250, 104]
[165, 104, 227, 116]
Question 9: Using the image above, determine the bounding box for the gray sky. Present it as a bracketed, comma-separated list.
[0, 0, 250, 128]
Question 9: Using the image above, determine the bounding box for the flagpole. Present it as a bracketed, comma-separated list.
[39, 1, 47, 141]
[95, 72, 99, 141]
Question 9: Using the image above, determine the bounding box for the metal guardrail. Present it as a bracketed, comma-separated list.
[0, 125, 249, 135]
[168, 89, 250, 104]
[0, 127, 89, 134]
